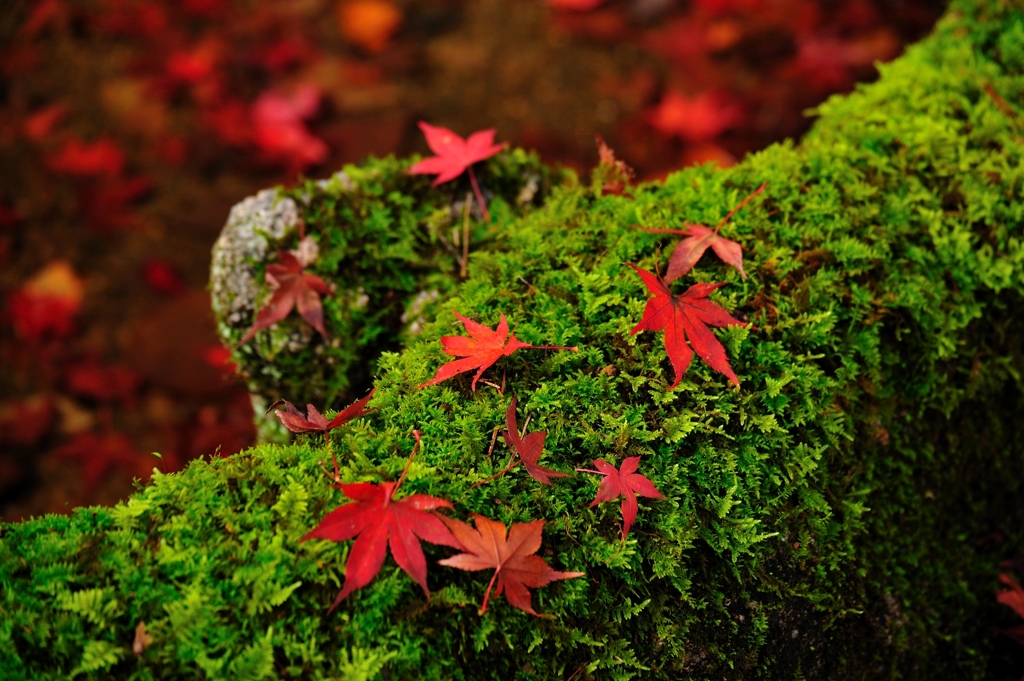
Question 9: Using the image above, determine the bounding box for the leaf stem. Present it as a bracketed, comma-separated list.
[395, 429, 421, 493]
[461, 191, 472, 278]
[574, 468, 602, 475]
[325, 433, 340, 482]
[713, 182, 767, 235]
[468, 166, 490, 223]
[479, 568, 500, 615]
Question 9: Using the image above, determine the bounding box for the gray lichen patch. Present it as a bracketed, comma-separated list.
[210, 188, 301, 330]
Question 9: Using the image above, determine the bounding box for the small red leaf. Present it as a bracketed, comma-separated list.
[502, 396, 569, 485]
[418, 311, 576, 392]
[577, 457, 663, 540]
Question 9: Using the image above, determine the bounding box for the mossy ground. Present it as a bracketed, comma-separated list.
[4, 1, 1024, 679]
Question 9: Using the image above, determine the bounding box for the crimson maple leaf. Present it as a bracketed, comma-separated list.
[240, 249, 332, 345]
[438, 515, 583, 616]
[997, 573, 1024, 646]
[626, 263, 746, 388]
[636, 182, 765, 282]
[576, 457, 663, 540]
[419, 310, 576, 392]
[269, 389, 376, 480]
[646, 90, 743, 143]
[301, 431, 462, 611]
[502, 396, 569, 485]
[407, 121, 505, 222]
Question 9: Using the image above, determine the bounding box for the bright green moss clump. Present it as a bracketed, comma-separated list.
[5, 1, 1024, 678]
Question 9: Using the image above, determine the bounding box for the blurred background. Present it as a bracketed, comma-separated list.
[0, 0, 945, 522]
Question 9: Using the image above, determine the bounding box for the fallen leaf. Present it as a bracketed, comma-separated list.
[626, 263, 746, 388]
[576, 457, 663, 539]
[143, 258, 186, 296]
[52, 431, 147, 500]
[239, 249, 333, 345]
[46, 137, 125, 177]
[251, 85, 328, 170]
[546, 0, 607, 11]
[998, 573, 1024, 645]
[438, 515, 583, 616]
[407, 121, 504, 221]
[646, 90, 743, 142]
[593, 134, 635, 197]
[636, 182, 766, 282]
[7, 261, 85, 341]
[132, 621, 152, 656]
[302, 431, 461, 610]
[337, 0, 403, 53]
[23, 103, 67, 141]
[66, 360, 142, 403]
[418, 310, 576, 392]
[270, 389, 376, 437]
[502, 396, 569, 485]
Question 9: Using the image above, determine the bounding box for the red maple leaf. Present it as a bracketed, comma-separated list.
[270, 389, 375, 478]
[636, 182, 765, 282]
[418, 310, 576, 392]
[407, 121, 505, 222]
[45, 137, 126, 177]
[646, 90, 743, 143]
[502, 396, 569, 485]
[240, 249, 332, 345]
[998, 573, 1024, 646]
[576, 457, 663, 540]
[301, 431, 462, 611]
[626, 263, 746, 388]
[438, 515, 583, 616]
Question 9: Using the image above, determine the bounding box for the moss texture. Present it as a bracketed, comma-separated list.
[5, 0, 1024, 678]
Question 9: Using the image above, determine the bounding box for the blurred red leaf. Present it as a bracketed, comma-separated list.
[79, 176, 152, 232]
[46, 137, 126, 177]
[23, 103, 67, 142]
[0, 395, 54, 448]
[576, 457, 663, 539]
[95, 1, 167, 37]
[647, 90, 743, 142]
[203, 100, 251, 147]
[200, 345, 237, 376]
[251, 85, 328, 170]
[66, 360, 142, 403]
[22, 0, 63, 37]
[0, 201, 20, 228]
[7, 261, 84, 341]
[53, 431, 149, 499]
[143, 258, 186, 296]
[337, 0, 403, 53]
[545, 0, 607, 10]
[166, 51, 216, 84]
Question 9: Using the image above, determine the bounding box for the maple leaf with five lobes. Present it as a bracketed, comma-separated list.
[240, 249, 332, 345]
[407, 121, 505, 222]
[418, 310, 576, 392]
[626, 263, 747, 388]
[438, 515, 584, 616]
[502, 396, 569, 485]
[301, 431, 462, 611]
[636, 182, 766, 283]
[576, 457, 663, 540]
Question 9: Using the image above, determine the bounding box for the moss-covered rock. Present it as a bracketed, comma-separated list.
[5, 0, 1024, 678]
[211, 149, 564, 441]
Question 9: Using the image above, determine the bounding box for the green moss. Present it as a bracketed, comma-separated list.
[5, 0, 1024, 678]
